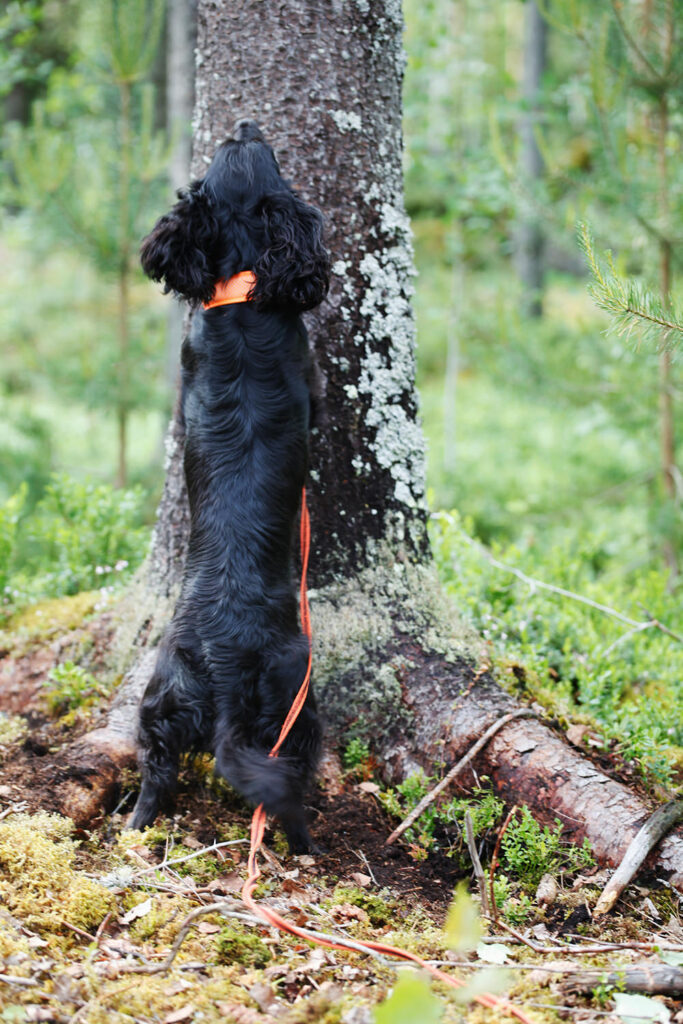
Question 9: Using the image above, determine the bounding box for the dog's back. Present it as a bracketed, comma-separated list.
[129, 122, 329, 852]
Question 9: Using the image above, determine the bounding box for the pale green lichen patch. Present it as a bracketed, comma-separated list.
[355, 238, 426, 522]
[311, 557, 483, 738]
[330, 109, 362, 133]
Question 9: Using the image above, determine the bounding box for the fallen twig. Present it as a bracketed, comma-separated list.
[0, 801, 28, 821]
[132, 838, 248, 877]
[594, 798, 683, 916]
[0, 974, 38, 987]
[562, 962, 683, 997]
[60, 920, 97, 942]
[385, 711, 535, 846]
[488, 805, 519, 927]
[464, 810, 489, 916]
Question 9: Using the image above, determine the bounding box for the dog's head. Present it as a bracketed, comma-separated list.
[140, 120, 330, 311]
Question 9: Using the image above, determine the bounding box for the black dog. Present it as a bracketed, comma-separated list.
[129, 121, 329, 853]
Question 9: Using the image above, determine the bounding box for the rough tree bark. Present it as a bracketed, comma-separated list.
[47, 0, 683, 895]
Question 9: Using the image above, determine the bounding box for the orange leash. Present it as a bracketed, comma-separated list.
[240, 488, 533, 1024]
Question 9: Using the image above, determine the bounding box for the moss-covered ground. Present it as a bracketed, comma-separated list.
[0, 601, 681, 1024]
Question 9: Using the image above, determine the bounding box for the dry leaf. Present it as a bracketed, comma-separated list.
[121, 898, 153, 924]
[330, 903, 369, 924]
[535, 873, 558, 907]
[205, 872, 243, 893]
[358, 782, 380, 795]
[349, 872, 371, 888]
[163, 1005, 196, 1024]
[566, 724, 589, 746]
[164, 980, 194, 996]
[248, 982, 279, 1013]
[215, 1005, 271, 1023]
[197, 921, 221, 934]
[100, 937, 140, 957]
[182, 836, 204, 850]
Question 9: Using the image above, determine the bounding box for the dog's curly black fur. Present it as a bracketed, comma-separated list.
[129, 121, 329, 853]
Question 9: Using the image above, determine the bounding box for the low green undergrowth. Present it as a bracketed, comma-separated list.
[378, 771, 504, 867]
[431, 509, 683, 787]
[45, 660, 112, 718]
[0, 473, 150, 621]
[377, 769, 594, 901]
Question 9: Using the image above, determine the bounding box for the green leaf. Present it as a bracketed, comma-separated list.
[658, 951, 683, 967]
[373, 972, 443, 1024]
[613, 992, 671, 1024]
[444, 883, 483, 953]
[453, 967, 512, 1006]
[476, 941, 511, 964]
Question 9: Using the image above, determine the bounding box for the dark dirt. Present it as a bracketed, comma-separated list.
[0, 705, 460, 919]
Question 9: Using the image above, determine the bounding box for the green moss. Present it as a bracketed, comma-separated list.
[214, 920, 271, 968]
[328, 885, 397, 928]
[128, 895, 195, 944]
[0, 713, 28, 747]
[115, 824, 169, 854]
[0, 812, 114, 937]
[4, 591, 102, 639]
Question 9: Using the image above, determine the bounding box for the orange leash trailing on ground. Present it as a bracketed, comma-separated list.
[240, 488, 534, 1024]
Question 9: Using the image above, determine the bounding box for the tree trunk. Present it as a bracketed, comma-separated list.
[514, 0, 547, 318]
[43, 0, 683, 895]
[164, 0, 197, 398]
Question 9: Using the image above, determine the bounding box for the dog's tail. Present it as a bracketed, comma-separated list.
[216, 742, 306, 815]
[215, 725, 320, 853]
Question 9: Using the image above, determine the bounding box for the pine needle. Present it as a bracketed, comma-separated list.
[577, 221, 683, 351]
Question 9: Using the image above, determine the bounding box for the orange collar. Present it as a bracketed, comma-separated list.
[203, 271, 256, 310]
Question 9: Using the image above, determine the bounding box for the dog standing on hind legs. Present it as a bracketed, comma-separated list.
[128, 121, 330, 853]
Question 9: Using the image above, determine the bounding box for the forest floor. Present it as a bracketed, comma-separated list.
[0, 597, 682, 1024]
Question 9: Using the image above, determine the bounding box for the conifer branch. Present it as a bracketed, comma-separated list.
[578, 222, 683, 351]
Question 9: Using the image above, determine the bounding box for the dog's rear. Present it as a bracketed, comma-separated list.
[130, 122, 329, 852]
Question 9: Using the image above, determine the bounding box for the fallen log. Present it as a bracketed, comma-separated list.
[375, 646, 683, 893]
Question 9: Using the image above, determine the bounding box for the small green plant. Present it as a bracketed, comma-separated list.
[342, 737, 372, 777]
[45, 661, 109, 717]
[380, 771, 504, 862]
[500, 806, 594, 889]
[502, 892, 534, 927]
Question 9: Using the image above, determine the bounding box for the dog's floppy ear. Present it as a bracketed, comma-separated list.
[140, 183, 219, 304]
[252, 191, 330, 313]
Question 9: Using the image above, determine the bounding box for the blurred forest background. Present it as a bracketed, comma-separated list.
[1, 1, 682, 787]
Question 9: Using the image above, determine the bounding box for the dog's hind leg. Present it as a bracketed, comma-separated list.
[128, 640, 204, 830]
[214, 640, 322, 853]
[128, 718, 181, 830]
